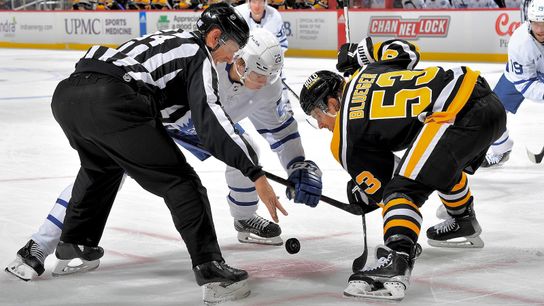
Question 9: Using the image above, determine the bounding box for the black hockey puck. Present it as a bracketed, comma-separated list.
[285, 238, 300, 254]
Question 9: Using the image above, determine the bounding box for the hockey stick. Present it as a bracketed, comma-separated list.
[281, 79, 300, 101]
[264, 170, 369, 271]
[526, 146, 544, 164]
[336, 0, 369, 271]
[264, 171, 363, 215]
[338, 0, 351, 42]
[281, 79, 320, 129]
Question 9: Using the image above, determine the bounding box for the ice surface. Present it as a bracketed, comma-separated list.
[1, 49, 543, 306]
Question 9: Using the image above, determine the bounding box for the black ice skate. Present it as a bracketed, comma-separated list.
[234, 214, 282, 245]
[426, 205, 484, 248]
[5, 240, 46, 281]
[344, 245, 413, 301]
[52, 241, 104, 276]
[193, 260, 250, 304]
[481, 150, 510, 168]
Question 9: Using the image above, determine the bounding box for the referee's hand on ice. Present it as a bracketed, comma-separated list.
[255, 175, 288, 223]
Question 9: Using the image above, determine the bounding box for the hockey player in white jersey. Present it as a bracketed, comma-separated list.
[5, 28, 322, 281]
[235, 0, 292, 115]
[482, 0, 544, 167]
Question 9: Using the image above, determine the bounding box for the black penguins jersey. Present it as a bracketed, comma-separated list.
[331, 63, 481, 203]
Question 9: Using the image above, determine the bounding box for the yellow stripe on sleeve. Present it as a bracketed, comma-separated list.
[330, 113, 342, 164]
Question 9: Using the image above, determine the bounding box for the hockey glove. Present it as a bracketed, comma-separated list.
[346, 180, 379, 214]
[286, 160, 323, 207]
[336, 37, 375, 76]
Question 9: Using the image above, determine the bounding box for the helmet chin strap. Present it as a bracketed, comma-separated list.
[324, 111, 337, 118]
[234, 59, 247, 85]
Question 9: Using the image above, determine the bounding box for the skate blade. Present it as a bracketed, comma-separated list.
[428, 235, 484, 248]
[52, 258, 100, 276]
[203, 279, 250, 305]
[237, 232, 283, 246]
[344, 280, 406, 301]
[5, 257, 38, 281]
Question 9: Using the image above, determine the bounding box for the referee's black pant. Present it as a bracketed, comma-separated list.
[51, 72, 223, 267]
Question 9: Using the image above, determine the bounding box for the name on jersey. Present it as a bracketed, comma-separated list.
[349, 73, 376, 120]
[368, 16, 449, 39]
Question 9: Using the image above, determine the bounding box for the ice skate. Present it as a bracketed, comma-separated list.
[344, 245, 413, 301]
[481, 150, 510, 168]
[193, 260, 250, 305]
[5, 240, 45, 281]
[427, 205, 484, 248]
[234, 214, 283, 245]
[52, 241, 103, 276]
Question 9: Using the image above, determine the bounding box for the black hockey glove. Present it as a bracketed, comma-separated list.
[286, 160, 323, 207]
[346, 180, 379, 214]
[336, 37, 375, 77]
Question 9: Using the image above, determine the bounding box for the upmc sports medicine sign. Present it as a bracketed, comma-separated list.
[368, 16, 450, 39]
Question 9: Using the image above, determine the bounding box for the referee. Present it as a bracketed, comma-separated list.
[50, 3, 285, 303]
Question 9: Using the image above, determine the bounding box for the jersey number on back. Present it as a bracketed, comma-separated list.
[369, 67, 439, 120]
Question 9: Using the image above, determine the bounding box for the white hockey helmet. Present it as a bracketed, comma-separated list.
[235, 28, 283, 89]
[528, 0, 544, 22]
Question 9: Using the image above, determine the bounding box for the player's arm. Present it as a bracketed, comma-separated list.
[248, 86, 323, 207]
[186, 52, 287, 222]
[186, 52, 264, 181]
[345, 148, 397, 207]
[505, 41, 544, 102]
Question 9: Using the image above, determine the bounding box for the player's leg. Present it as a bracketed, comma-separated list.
[482, 129, 513, 167]
[344, 185, 426, 301]
[6, 174, 128, 281]
[52, 159, 125, 276]
[426, 90, 506, 247]
[482, 74, 524, 167]
[226, 165, 282, 245]
[5, 184, 73, 280]
[427, 172, 484, 248]
[225, 131, 282, 245]
[105, 106, 249, 303]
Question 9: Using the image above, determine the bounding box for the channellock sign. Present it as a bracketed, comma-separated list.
[368, 16, 450, 39]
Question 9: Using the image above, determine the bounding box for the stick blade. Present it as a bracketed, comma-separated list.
[526, 146, 544, 164]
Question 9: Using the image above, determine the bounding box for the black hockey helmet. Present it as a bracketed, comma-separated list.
[299, 70, 345, 116]
[197, 3, 250, 49]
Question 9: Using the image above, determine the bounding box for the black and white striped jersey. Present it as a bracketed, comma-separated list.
[79, 29, 264, 181]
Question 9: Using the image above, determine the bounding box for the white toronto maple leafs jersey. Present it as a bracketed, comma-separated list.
[166, 63, 305, 170]
[504, 22, 544, 102]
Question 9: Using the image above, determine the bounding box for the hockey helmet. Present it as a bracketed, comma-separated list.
[197, 3, 250, 49]
[528, 0, 544, 22]
[235, 28, 283, 88]
[299, 70, 345, 116]
[374, 39, 420, 70]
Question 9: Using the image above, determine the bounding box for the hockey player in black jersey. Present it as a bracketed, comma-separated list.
[28, 3, 288, 304]
[299, 39, 506, 300]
